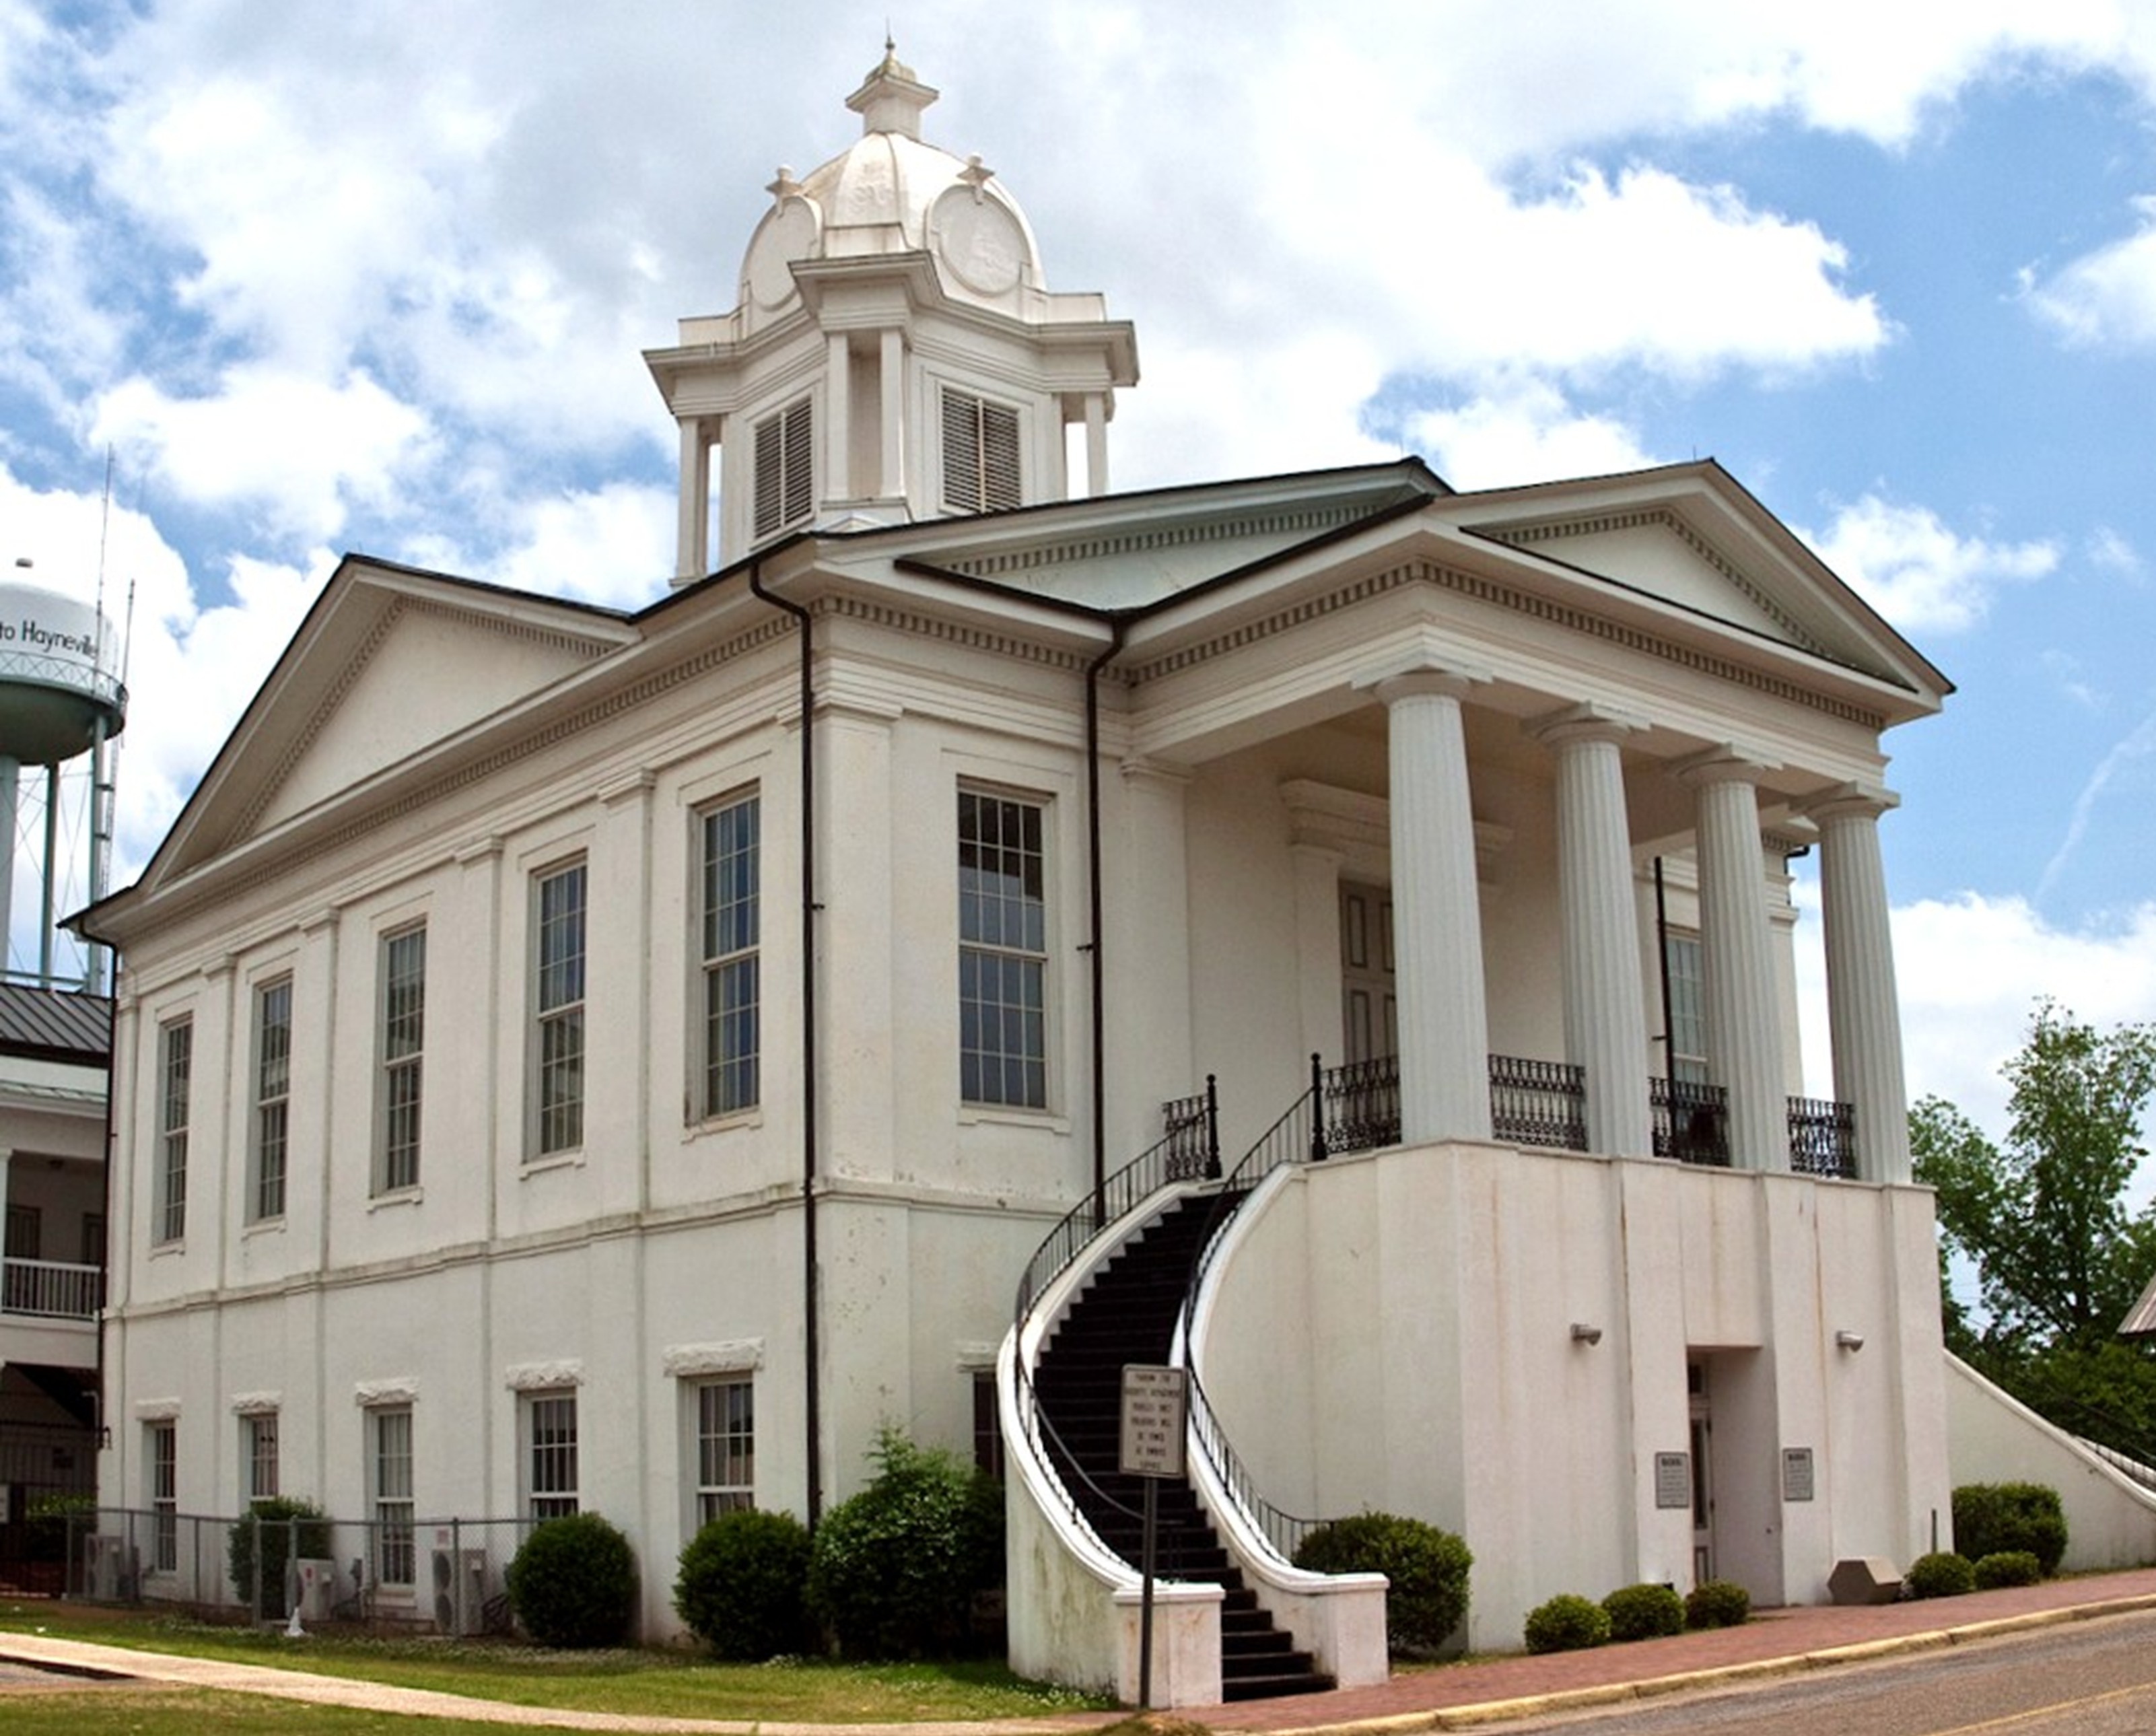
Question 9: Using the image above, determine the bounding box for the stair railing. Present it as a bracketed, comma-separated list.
[1009, 1081, 1222, 1535]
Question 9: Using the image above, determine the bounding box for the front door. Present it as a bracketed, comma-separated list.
[1689, 1360, 1715, 1583]
[1340, 882, 1396, 1064]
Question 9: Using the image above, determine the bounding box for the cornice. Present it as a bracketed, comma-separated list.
[929, 499, 1374, 584]
[824, 590, 1092, 673]
[1125, 555, 1886, 730]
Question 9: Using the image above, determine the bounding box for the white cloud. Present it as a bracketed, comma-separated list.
[2038, 709, 2156, 905]
[1400, 381, 1660, 491]
[483, 482, 676, 609]
[2028, 196, 2156, 348]
[1805, 495, 2058, 633]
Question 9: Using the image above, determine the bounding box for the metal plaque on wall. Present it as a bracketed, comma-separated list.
[1655, 1451, 1690, 1509]
[1782, 1447, 1816, 1502]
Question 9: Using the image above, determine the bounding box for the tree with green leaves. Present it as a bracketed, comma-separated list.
[1913, 1000, 2156, 1454]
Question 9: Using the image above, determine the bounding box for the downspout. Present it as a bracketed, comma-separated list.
[1653, 856, 1675, 1076]
[1083, 619, 1126, 1214]
[751, 565, 822, 1529]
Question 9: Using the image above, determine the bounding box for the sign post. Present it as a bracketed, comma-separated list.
[1120, 1364, 1188, 1710]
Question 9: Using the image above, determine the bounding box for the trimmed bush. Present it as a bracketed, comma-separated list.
[1601, 1581, 1685, 1642]
[806, 1427, 1004, 1658]
[1904, 1550, 1976, 1600]
[1972, 1550, 2043, 1591]
[1292, 1512, 1473, 1654]
[1523, 1593, 1610, 1654]
[1684, 1578, 1751, 1630]
[674, 1508, 812, 1659]
[1952, 1483, 2067, 1577]
[226, 1497, 333, 1618]
[506, 1513, 637, 1648]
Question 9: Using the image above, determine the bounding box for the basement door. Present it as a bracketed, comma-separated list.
[1340, 882, 1397, 1065]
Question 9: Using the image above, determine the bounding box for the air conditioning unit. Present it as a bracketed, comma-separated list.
[430, 1546, 488, 1636]
[294, 1558, 339, 1622]
[84, 1533, 131, 1601]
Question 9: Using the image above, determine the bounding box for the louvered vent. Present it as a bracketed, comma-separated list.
[752, 399, 814, 539]
[942, 389, 1022, 514]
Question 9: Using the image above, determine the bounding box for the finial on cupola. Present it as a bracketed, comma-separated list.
[847, 36, 938, 139]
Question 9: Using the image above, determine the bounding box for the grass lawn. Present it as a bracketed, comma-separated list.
[0, 1599, 1117, 1724]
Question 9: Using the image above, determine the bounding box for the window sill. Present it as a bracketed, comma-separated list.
[686, 1107, 764, 1140]
[958, 1103, 1071, 1134]
[366, 1188, 423, 1213]
[241, 1217, 286, 1239]
[520, 1151, 585, 1179]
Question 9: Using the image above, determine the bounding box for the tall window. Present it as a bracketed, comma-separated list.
[370, 1407, 414, 1587]
[751, 398, 813, 540]
[941, 388, 1022, 514]
[378, 927, 426, 1193]
[245, 1413, 279, 1502]
[252, 980, 292, 1222]
[534, 862, 587, 1156]
[147, 1422, 177, 1571]
[695, 1379, 754, 1524]
[156, 1018, 192, 1244]
[1665, 932, 1708, 1084]
[700, 793, 760, 1117]
[957, 790, 1048, 1108]
[525, 1393, 580, 1520]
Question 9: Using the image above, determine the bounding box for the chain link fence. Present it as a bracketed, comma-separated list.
[61, 1506, 537, 1634]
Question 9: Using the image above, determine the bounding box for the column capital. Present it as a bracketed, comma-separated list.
[1798, 781, 1900, 825]
[1673, 742, 1780, 790]
[1354, 659, 1494, 706]
[1527, 701, 1649, 752]
[1120, 755, 1195, 792]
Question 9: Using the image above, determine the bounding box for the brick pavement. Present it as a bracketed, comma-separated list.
[2, 1567, 2155, 1733]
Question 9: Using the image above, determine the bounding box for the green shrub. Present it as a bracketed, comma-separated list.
[506, 1513, 638, 1648]
[1904, 1550, 1976, 1599]
[1684, 1578, 1751, 1630]
[806, 1427, 1004, 1659]
[1601, 1581, 1685, 1642]
[1972, 1550, 2043, 1590]
[1952, 1483, 2067, 1576]
[674, 1508, 812, 1659]
[1523, 1593, 1610, 1654]
[226, 1498, 333, 1618]
[1292, 1512, 1472, 1654]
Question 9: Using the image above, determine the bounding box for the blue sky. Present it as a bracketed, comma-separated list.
[1, 1, 2153, 1135]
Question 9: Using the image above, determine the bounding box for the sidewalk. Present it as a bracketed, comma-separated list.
[5, 1567, 2156, 1733]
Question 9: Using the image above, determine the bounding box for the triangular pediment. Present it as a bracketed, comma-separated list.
[150, 559, 634, 880]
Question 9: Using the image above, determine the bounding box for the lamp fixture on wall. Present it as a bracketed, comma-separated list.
[1570, 1322, 1603, 1346]
[1836, 1329, 1866, 1352]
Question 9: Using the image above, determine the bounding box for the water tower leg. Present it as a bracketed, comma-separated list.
[39, 761, 58, 985]
[0, 757, 14, 979]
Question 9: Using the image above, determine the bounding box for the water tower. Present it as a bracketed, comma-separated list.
[0, 572, 127, 991]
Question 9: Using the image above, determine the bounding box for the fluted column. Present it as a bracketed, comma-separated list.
[1370, 668, 1492, 1144]
[1532, 705, 1651, 1157]
[674, 417, 714, 584]
[1804, 784, 1910, 1184]
[1679, 749, 1787, 1171]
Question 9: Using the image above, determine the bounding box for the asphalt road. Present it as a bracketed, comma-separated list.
[1491, 1609, 2156, 1735]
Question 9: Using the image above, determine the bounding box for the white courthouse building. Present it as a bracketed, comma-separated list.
[84, 50, 1968, 1700]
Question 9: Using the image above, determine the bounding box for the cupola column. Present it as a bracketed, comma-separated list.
[1679, 749, 1787, 1171]
[1366, 666, 1492, 1144]
[1531, 705, 1651, 1158]
[825, 333, 851, 504]
[1803, 784, 1910, 1184]
[1084, 395, 1109, 497]
[675, 417, 715, 582]
[880, 331, 905, 504]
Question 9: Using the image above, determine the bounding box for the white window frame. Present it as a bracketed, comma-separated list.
[940, 386, 1023, 514]
[1665, 930, 1708, 1084]
[250, 979, 292, 1222]
[155, 1018, 192, 1245]
[751, 397, 813, 541]
[368, 1405, 415, 1588]
[957, 786, 1051, 1110]
[376, 925, 426, 1195]
[522, 1390, 580, 1521]
[244, 1412, 279, 1503]
[697, 790, 761, 1119]
[532, 860, 587, 1158]
[693, 1378, 754, 1526]
[147, 1420, 178, 1572]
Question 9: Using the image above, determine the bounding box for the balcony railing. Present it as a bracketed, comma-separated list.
[1, 1257, 104, 1321]
[1652, 1076, 1731, 1167]
[1488, 1055, 1589, 1150]
[1788, 1097, 1858, 1179]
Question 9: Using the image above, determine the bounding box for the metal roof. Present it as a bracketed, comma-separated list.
[0, 981, 112, 1063]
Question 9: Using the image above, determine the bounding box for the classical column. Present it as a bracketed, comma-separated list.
[1531, 705, 1651, 1158]
[1084, 394, 1109, 499]
[878, 331, 905, 503]
[824, 333, 851, 503]
[1805, 784, 1911, 1185]
[1679, 749, 1787, 1171]
[674, 417, 713, 584]
[1370, 668, 1492, 1144]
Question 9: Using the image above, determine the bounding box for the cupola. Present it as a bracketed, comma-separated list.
[645, 46, 1140, 581]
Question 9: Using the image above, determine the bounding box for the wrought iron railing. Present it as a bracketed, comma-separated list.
[1314, 1053, 1399, 1157]
[1488, 1054, 1589, 1150]
[1650, 1077, 1731, 1167]
[1, 1257, 103, 1320]
[1787, 1097, 1857, 1178]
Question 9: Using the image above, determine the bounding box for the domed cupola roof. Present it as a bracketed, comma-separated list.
[737, 44, 1047, 328]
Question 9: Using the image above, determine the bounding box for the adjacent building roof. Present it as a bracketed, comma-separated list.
[0, 981, 112, 1064]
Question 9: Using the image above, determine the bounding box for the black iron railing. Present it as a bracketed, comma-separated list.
[1651, 1076, 1731, 1167]
[1488, 1054, 1589, 1150]
[1787, 1097, 1857, 1179]
[1313, 1053, 1399, 1158]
